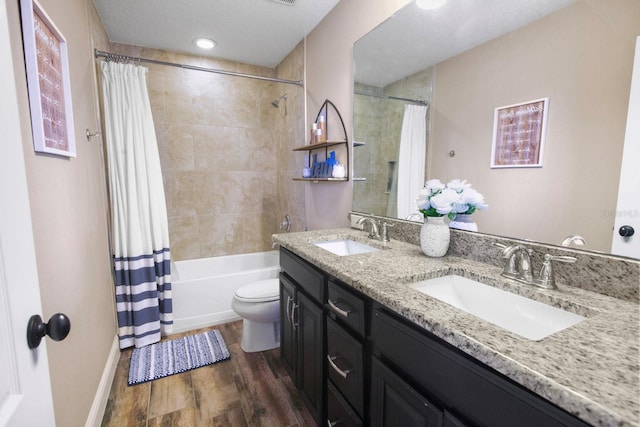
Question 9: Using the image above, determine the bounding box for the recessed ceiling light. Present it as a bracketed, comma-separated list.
[194, 38, 215, 50]
[416, 0, 447, 10]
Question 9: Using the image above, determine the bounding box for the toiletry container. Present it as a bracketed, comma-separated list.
[332, 163, 346, 178]
[317, 116, 327, 143]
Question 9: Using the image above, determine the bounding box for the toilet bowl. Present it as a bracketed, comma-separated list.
[231, 278, 280, 352]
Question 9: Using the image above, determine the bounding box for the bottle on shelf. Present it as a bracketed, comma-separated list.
[317, 115, 327, 143]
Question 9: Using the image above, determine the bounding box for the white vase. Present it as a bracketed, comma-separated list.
[449, 214, 478, 232]
[420, 216, 450, 257]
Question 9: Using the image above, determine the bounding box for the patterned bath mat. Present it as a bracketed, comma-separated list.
[128, 329, 230, 385]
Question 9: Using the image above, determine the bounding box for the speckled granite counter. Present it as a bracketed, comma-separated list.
[273, 228, 640, 427]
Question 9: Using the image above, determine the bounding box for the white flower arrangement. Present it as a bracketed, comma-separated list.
[416, 179, 488, 219]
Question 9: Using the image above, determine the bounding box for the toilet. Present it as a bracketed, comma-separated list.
[231, 278, 280, 352]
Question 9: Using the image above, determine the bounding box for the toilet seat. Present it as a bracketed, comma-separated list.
[234, 279, 279, 303]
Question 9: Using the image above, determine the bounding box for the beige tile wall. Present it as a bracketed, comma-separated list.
[107, 43, 305, 261]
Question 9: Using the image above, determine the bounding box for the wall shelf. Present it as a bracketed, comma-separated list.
[293, 177, 349, 182]
[292, 140, 347, 151]
[293, 99, 349, 181]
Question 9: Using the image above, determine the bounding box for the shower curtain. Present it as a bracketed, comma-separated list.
[396, 104, 428, 219]
[101, 61, 173, 349]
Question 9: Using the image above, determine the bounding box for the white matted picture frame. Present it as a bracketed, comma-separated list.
[490, 97, 548, 168]
[20, 0, 76, 157]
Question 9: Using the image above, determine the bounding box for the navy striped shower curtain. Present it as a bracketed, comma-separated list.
[101, 61, 173, 349]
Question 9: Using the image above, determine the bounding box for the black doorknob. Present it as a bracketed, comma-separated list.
[619, 225, 635, 237]
[27, 313, 71, 349]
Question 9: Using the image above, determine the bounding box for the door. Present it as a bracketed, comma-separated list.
[297, 292, 324, 426]
[370, 357, 442, 427]
[279, 274, 296, 377]
[0, 1, 56, 425]
[612, 36, 640, 258]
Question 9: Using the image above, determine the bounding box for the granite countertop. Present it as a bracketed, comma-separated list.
[272, 228, 640, 427]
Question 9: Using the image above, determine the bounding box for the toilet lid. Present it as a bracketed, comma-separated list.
[234, 279, 279, 303]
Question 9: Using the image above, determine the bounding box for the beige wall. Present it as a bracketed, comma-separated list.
[304, 0, 410, 229]
[430, 0, 640, 251]
[7, 0, 117, 425]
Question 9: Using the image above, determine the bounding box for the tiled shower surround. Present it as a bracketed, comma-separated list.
[106, 43, 306, 261]
[353, 68, 433, 217]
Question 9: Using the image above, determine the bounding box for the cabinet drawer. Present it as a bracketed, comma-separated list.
[371, 306, 590, 427]
[327, 317, 364, 417]
[280, 248, 325, 304]
[327, 280, 366, 337]
[328, 382, 362, 427]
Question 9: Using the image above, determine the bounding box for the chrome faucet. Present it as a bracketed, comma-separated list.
[561, 235, 586, 247]
[500, 244, 534, 283]
[405, 213, 424, 222]
[357, 217, 380, 240]
[496, 243, 577, 290]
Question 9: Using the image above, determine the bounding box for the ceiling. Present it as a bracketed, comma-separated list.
[92, 0, 341, 68]
[354, 0, 576, 87]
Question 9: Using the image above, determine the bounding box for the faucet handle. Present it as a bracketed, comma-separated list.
[380, 222, 395, 242]
[545, 254, 577, 264]
[534, 254, 577, 289]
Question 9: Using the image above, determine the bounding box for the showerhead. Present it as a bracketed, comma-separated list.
[271, 94, 287, 108]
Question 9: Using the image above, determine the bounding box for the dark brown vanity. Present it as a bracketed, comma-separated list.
[278, 247, 594, 426]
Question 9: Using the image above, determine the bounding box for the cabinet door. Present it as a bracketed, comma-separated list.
[297, 292, 325, 425]
[279, 274, 297, 378]
[443, 410, 470, 427]
[370, 357, 443, 427]
[328, 382, 363, 427]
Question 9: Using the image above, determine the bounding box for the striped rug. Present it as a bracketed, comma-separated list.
[128, 329, 230, 385]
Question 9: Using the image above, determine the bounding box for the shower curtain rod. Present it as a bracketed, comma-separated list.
[354, 90, 427, 106]
[94, 49, 304, 87]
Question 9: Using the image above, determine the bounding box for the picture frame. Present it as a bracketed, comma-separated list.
[490, 98, 548, 168]
[20, 0, 76, 157]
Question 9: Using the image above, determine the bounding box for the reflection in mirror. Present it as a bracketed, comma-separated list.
[353, 69, 432, 218]
[353, 0, 640, 258]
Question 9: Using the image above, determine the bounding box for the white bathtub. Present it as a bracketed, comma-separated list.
[171, 251, 280, 333]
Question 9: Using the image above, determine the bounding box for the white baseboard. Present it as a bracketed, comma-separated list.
[85, 335, 120, 427]
[171, 311, 241, 334]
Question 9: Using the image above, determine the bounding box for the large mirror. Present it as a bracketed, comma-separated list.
[353, 0, 639, 258]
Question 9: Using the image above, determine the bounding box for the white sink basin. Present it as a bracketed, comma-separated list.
[314, 239, 380, 256]
[410, 275, 585, 340]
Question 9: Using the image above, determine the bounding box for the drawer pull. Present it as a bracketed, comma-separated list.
[286, 296, 292, 323]
[327, 354, 351, 379]
[328, 299, 351, 318]
[291, 303, 299, 329]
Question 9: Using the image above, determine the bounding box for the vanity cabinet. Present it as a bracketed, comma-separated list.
[371, 305, 591, 427]
[278, 248, 592, 427]
[279, 248, 325, 425]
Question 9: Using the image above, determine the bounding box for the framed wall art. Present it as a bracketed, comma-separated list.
[490, 98, 548, 168]
[21, 0, 76, 157]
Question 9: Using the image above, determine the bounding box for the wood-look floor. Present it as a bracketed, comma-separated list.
[101, 321, 316, 427]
